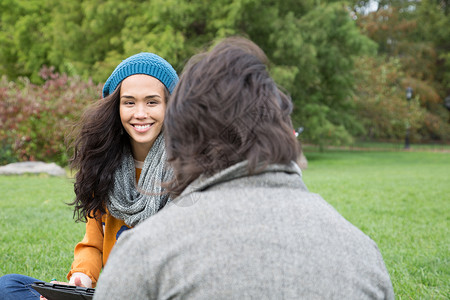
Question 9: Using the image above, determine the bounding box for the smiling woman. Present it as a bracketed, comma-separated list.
[119, 74, 167, 161]
[0, 53, 179, 299]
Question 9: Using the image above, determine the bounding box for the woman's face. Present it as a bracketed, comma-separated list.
[119, 74, 166, 161]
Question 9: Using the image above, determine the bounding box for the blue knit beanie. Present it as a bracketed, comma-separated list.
[102, 52, 179, 98]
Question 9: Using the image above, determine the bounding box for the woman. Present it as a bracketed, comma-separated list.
[0, 52, 178, 299]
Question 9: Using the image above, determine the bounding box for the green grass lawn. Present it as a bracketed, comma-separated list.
[0, 174, 84, 281]
[351, 141, 450, 151]
[302, 150, 449, 299]
[303, 141, 450, 152]
[0, 151, 449, 299]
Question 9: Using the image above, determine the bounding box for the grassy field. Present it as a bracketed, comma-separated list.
[301, 150, 449, 299]
[0, 150, 449, 299]
[303, 141, 450, 152]
[0, 174, 84, 281]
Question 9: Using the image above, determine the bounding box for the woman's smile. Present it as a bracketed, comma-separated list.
[132, 123, 153, 132]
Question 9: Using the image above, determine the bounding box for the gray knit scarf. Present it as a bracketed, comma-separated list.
[107, 133, 173, 227]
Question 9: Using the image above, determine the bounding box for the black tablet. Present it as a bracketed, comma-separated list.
[31, 281, 95, 300]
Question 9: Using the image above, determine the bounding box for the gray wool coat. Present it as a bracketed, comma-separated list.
[94, 161, 394, 300]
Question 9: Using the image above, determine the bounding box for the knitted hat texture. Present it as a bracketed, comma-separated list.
[102, 52, 178, 98]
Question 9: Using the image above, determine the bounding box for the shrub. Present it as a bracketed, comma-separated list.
[0, 67, 102, 166]
[352, 56, 450, 143]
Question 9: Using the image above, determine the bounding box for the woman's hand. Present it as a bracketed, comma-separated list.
[72, 277, 86, 287]
[39, 280, 73, 300]
[39, 277, 88, 300]
[69, 272, 92, 288]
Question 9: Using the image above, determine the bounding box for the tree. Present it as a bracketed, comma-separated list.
[352, 56, 428, 141]
[0, 0, 56, 82]
[355, 1, 450, 142]
[269, 3, 376, 147]
[1, 0, 418, 148]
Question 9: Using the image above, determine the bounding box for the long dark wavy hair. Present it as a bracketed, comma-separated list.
[164, 37, 300, 197]
[68, 85, 127, 222]
[68, 83, 170, 222]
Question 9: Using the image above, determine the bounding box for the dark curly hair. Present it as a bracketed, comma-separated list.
[164, 37, 300, 197]
[68, 84, 169, 222]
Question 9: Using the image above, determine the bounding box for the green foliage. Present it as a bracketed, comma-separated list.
[0, 0, 448, 154]
[272, 3, 376, 146]
[415, 0, 450, 89]
[351, 56, 443, 141]
[0, 68, 101, 166]
[0, 138, 17, 166]
[355, 1, 450, 142]
[298, 103, 354, 150]
[0, 0, 380, 150]
[0, 0, 55, 82]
